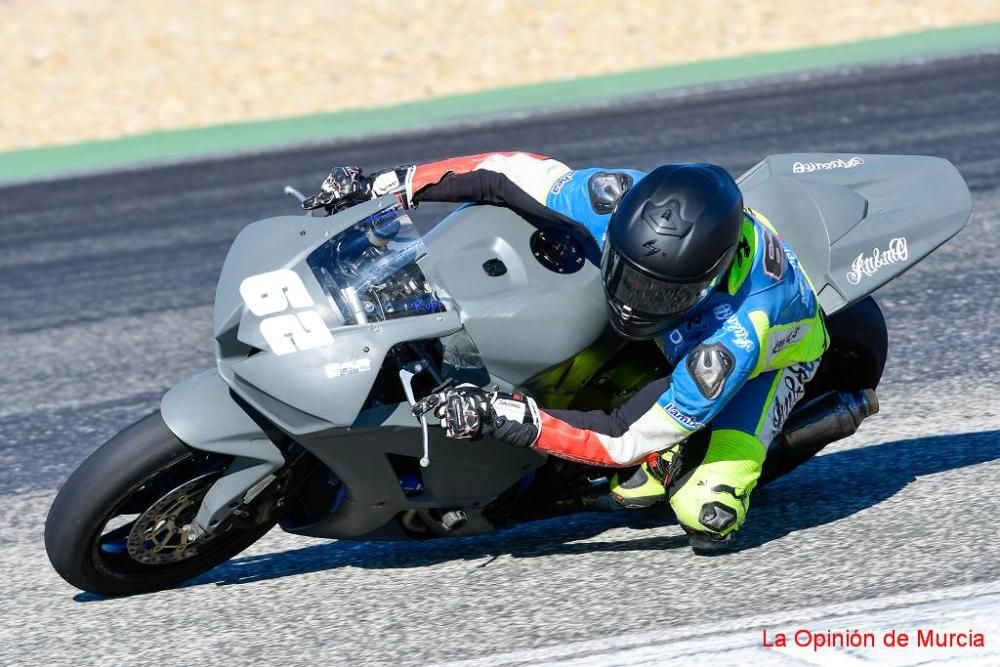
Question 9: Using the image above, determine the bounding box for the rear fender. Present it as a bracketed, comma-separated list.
[161, 368, 285, 531]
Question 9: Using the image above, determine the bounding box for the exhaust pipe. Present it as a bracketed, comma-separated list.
[763, 389, 879, 481]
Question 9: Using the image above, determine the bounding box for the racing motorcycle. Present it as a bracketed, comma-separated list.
[44, 153, 972, 595]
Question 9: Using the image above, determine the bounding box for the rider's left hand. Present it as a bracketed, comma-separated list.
[302, 165, 372, 212]
[303, 165, 414, 213]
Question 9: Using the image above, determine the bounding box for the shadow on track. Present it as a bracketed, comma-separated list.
[736, 427, 1000, 551]
[72, 428, 1000, 599]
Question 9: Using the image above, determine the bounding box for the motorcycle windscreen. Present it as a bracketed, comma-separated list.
[306, 204, 448, 325]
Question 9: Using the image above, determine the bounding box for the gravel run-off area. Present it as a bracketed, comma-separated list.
[2, 0, 1000, 151]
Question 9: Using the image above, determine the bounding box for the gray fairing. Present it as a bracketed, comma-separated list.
[419, 203, 607, 385]
[738, 154, 972, 314]
[204, 195, 606, 435]
[211, 196, 460, 435]
[162, 194, 607, 537]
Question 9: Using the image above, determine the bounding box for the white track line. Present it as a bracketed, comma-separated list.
[438, 580, 1000, 666]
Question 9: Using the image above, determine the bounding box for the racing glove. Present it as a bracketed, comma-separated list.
[412, 383, 541, 447]
[303, 165, 413, 212]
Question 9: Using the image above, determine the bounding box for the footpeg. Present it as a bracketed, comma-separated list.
[580, 492, 628, 512]
[440, 509, 468, 531]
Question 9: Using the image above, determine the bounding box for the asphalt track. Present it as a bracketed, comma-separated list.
[1, 51, 999, 666]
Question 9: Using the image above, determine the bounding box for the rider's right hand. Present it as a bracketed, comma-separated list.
[413, 383, 495, 440]
[412, 382, 540, 447]
[302, 165, 372, 212]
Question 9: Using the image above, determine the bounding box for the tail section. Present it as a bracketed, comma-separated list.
[738, 153, 972, 314]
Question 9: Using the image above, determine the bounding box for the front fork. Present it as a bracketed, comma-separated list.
[161, 369, 286, 538]
[187, 447, 284, 539]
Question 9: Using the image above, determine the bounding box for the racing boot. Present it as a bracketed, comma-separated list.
[667, 431, 759, 556]
[608, 445, 679, 508]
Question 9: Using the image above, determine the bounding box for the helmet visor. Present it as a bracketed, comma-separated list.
[602, 245, 714, 318]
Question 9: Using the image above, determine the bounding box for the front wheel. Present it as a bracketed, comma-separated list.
[45, 411, 280, 596]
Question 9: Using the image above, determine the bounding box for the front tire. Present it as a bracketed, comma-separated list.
[45, 411, 279, 596]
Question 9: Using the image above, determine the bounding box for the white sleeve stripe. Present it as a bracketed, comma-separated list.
[593, 405, 692, 465]
[475, 153, 572, 205]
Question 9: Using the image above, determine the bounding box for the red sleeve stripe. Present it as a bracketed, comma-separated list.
[534, 412, 620, 467]
[534, 404, 694, 467]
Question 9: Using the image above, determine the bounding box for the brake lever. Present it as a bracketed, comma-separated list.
[284, 185, 317, 217]
[399, 366, 434, 467]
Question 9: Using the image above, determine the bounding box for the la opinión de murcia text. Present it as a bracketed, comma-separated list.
[761, 628, 985, 651]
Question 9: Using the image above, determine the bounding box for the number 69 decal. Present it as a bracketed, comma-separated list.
[239, 269, 334, 356]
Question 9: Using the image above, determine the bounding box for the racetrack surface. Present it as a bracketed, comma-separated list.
[1, 52, 998, 666]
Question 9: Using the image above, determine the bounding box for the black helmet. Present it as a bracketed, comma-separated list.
[601, 163, 744, 340]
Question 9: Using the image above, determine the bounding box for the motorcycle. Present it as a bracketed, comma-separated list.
[44, 153, 972, 595]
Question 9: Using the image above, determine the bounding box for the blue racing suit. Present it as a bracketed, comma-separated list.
[402, 152, 829, 539]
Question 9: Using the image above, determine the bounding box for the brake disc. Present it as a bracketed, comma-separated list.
[126, 472, 219, 565]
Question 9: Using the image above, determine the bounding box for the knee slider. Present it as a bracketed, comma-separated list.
[698, 501, 738, 533]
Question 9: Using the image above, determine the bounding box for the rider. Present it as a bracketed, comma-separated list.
[304, 153, 829, 552]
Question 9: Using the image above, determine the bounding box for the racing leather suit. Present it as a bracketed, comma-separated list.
[395, 152, 829, 541]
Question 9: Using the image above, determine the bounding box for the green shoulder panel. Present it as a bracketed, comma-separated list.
[726, 212, 757, 296]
